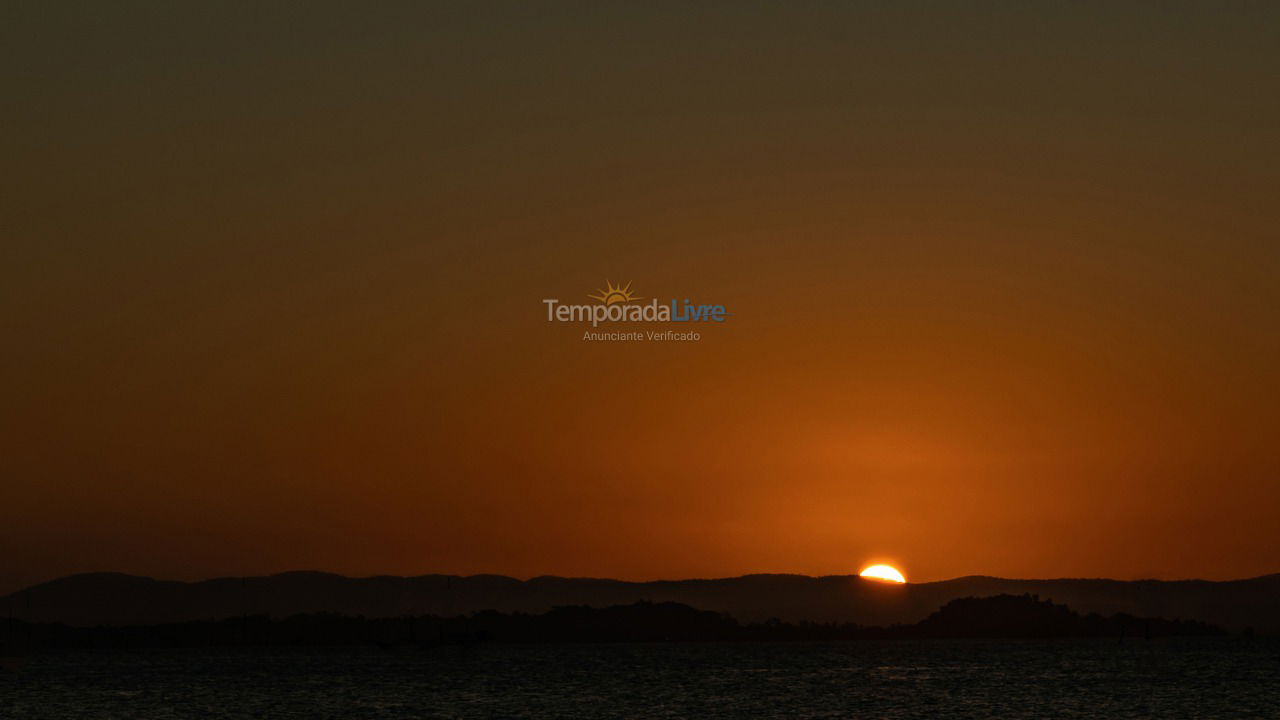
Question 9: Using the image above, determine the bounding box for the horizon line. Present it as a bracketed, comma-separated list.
[7, 569, 1279, 596]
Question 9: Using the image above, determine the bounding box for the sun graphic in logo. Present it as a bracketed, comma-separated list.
[588, 280, 641, 305]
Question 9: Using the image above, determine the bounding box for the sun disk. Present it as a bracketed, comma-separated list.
[859, 564, 906, 583]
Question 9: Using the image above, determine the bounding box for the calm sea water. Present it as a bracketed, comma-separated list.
[2, 639, 1277, 718]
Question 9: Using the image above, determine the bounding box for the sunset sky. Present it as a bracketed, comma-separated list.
[3, 2, 1278, 593]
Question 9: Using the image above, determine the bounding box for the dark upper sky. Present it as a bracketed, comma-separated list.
[3, 2, 1278, 592]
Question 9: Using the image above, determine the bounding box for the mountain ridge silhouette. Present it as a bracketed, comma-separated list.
[6, 571, 1278, 632]
[1, 595, 1226, 650]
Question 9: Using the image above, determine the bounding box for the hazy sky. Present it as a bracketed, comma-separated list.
[3, 2, 1278, 592]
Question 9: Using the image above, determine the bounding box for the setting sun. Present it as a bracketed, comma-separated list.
[859, 564, 907, 583]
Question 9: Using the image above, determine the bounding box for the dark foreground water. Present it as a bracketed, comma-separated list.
[2, 639, 1278, 718]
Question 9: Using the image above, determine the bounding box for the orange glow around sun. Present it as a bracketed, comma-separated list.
[859, 564, 907, 583]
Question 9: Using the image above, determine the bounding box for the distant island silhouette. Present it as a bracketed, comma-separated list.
[1, 595, 1225, 651]
[5, 571, 1277, 635]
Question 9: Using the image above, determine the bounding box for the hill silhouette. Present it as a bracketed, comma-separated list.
[906, 593, 1222, 639]
[4, 571, 1277, 633]
[0, 595, 1223, 651]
